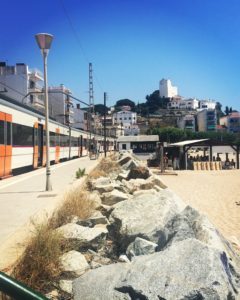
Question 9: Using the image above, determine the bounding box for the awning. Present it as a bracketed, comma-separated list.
[168, 139, 209, 147]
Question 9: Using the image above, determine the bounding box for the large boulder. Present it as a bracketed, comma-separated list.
[73, 239, 240, 300]
[101, 190, 129, 206]
[158, 205, 239, 259]
[122, 175, 167, 194]
[57, 223, 108, 249]
[60, 250, 89, 276]
[127, 165, 150, 180]
[90, 177, 118, 193]
[108, 188, 185, 251]
[76, 211, 108, 227]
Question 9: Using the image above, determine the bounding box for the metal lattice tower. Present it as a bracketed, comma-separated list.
[89, 63, 94, 115]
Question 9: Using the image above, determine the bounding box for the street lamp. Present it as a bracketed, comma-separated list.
[35, 33, 54, 191]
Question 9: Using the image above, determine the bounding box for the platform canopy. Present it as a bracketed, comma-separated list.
[168, 139, 209, 147]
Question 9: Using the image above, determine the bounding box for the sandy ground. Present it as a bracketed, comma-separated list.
[161, 170, 240, 242]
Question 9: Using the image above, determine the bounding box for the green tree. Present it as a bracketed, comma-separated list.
[115, 99, 135, 110]
[225, 106, 229, 115]
[145, 90, 170, 113]
[94, 104, 109, 116]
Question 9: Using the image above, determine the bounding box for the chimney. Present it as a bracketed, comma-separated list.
[76, 104, 80, 109]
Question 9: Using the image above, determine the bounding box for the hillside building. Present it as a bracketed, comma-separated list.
[220, 112, 240, 133]
[112, 110, 139, 136]
[198, 100, 216, 110]
[177, 114, 196, 131]
[159, 79, 178, 98]
[168, 98, 199, 110]
[197, 109, 217, 132]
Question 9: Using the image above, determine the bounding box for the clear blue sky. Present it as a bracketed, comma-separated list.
[1, 0, 240, 109]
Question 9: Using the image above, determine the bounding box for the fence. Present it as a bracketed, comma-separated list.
[0, 272, 47, 300]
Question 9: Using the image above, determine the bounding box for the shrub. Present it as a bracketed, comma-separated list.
[76, 167, 86, 179]
[50, 189, 95, 228]
[13, 222, 64, 292]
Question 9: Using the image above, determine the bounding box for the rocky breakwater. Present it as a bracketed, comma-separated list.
[52, 153, 240, 299]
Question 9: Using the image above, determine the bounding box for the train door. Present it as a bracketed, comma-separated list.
[33, 123, 44, 168]
[0, 112, 12, 179]
[38, 124, 44, 166]
[55, 128, 60, 163]
[80, 135, 83, 157]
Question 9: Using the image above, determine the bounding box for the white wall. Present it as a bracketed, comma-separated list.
[159, 79, 178, 98]
[113, 111, 137, 126]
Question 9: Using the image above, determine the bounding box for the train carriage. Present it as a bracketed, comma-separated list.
[0, 96, 114, 179]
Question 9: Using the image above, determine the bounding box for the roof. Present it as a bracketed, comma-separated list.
[117, 135, 159, 143]
[168, 139, 209, 147]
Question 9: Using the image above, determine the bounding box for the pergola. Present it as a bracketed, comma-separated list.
[168, 139, 240, 169]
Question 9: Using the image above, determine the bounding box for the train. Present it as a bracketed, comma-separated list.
[0, 95, 115, 179]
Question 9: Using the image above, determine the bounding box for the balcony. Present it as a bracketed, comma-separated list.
[29, 69, 43, 81]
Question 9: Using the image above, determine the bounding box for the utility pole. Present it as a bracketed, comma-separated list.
[89, 63, 94, 151]
[104, 92, 107, 158]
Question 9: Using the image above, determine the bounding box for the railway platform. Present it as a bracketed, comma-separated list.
[0, 156, 99, 271]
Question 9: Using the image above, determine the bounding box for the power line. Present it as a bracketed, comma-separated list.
[59, 0, 104, 94]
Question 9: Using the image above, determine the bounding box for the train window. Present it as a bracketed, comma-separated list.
[12, 123, 33, 146]
[34, 128, 38, 145]
[7, 122, 12, 145]
[0, 120, 4, 145]
[50, 132, 55, 147]
[56, 134, 60, 147]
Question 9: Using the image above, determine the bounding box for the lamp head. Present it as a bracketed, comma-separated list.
[35, 33, 53, 50]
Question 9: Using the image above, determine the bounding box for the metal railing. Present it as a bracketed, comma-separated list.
[0, 272, 47, 300]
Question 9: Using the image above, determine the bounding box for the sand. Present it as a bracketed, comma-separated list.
[161, 170, 240, 241]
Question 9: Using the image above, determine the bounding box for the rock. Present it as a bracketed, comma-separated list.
[91, 254, 112, 266]
[108, 188, 185, 251]
[90, 261, 102, 269]
[118, 155, 132, 166]
[127, 165, 150, 180]
[59, 280, 73, 294]
[118, 254, 130, 263]
[60, 250, 89, 276]
[158, 206, 237, 257]
[102, 190, 129, 206]
[122, 159, 139, 171]
[90, 177, 118, 193]
[77, 211, 108, 228]
[88, 191, 102, 209]
[121, 176, 166, 193]
[117, 170, 130, 181]
[73, 239, 240, 300]
[126, 237, 157, 259]
[57, 223, 108, 249]
[45, 290, 59, 300]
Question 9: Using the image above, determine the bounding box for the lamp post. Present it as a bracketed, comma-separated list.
[35, 33, 53, 191]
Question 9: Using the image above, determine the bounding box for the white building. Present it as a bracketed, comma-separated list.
[112, 110, 139, 136]
[197, 109, 217, 131]
[117, 135, 159, 152]
[177, 114, 196, 131]
[168, 98, 199, 110]
[159, 79, 178, 98]
[48, 84, 74, 125]
[198, 100, 216, 110]
[0, 62, 44, 110]
[113, 111, 137, 126]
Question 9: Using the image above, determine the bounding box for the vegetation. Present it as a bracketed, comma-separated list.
[88, 153, 120, 179]
[13, 222, 64, 292]
[13, 187, 95, 293]
[13, 155, 120, 294]
[115, 99, 136, 111]
[50, 188, 95, 229]
[150, 126, 239, 144]
[76, 167, 86, 179]
[94, 103, 109, 116]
